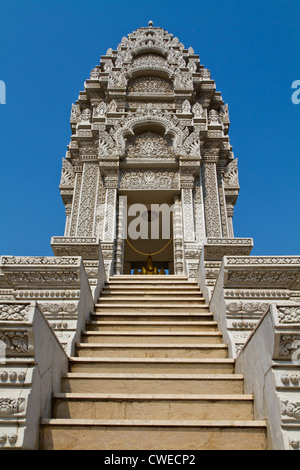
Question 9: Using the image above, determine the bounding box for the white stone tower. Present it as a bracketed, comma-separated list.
[0, 22, 299, 451]
[54, 21, 240, 279]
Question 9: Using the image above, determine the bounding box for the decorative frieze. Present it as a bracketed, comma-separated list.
[0, 331, 29, 355]
[127, 76, 173, 93]
[0, 304, 30, 321]
[120, 170, 179, 190]
[278, 335, 300, 359]
[226, 256, 300, 265]
[277, 306, 300, 324]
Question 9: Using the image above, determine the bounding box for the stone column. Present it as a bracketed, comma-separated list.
[173, 195, 184, 275]
[201, 154, 222, 237]
[115, 195, 126, 275]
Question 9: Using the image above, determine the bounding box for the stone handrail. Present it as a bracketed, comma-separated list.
[236, 303, 300, 450]
[0, 252, 105, 357]
[209, 255, 300, 357]
[0, 301, 68, 449]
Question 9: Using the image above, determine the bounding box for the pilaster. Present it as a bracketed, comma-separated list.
[201, 153, 222, 238]
[217, 160, 229, 237]
[76, 161, 99, 237]
[102, 171, 119, 278]
[68, 165, 83, 236]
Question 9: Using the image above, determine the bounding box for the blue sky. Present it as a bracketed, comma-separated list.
[0, 0, 299, 256]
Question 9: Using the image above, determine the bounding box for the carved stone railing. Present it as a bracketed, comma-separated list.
[197, 238, 253, 304]
[0, 301, 68, 449]
[236, 303, 300, 450]
[209, 256, 300, 357]
[51, 236, 106, 299]
[0, 255, 102, 356]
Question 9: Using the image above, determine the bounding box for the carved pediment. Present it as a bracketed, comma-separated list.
[127, 76, 173, 94]
[126, 131, 174, 159]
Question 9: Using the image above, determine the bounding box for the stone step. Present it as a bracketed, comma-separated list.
[112, 275, 189, 279]
[102, 288, 203, 295]
[97, 297, 207, 305]
[69, 357, 235, 374]
[106, 281, 198, 288]
[95, 303, 209, 310]
[91, 313, 213, 323]
[109, 274, 190, 283]
[104, 285, 201, 291]
[81, 331, 223, 344]
[40, 419, 267, 450]
[86, 320, 218, 332]
[52, 393, 255, 421]
[75, 343, 228, 359]
[103, 284, 201, 289]
[61, 373, 245, 395]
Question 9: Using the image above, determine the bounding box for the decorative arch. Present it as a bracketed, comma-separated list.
[113, 109, 189, 157]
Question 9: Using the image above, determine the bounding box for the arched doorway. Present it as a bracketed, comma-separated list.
[117, 190, 177, 275]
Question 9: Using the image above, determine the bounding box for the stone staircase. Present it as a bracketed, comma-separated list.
[40, 275, 267, 450]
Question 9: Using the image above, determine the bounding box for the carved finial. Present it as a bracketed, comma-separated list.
[148, 20, 153, 27]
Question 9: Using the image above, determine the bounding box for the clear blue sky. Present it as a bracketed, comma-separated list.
[0, 0, 299, 256]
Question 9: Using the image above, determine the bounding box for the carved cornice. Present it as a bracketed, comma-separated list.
[0, 256, 82, 289]
[203, 238, 253, 261]
[51, 237, 101, 260]
[223, 256, 300, 289]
